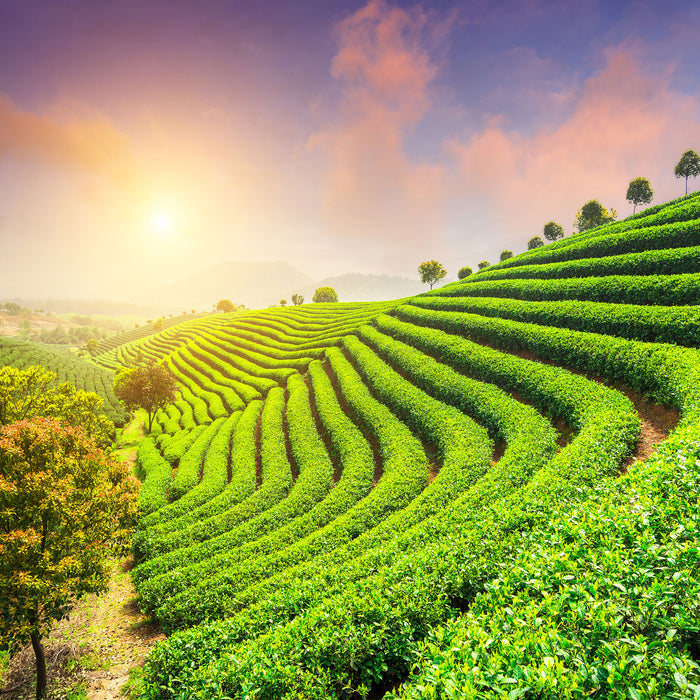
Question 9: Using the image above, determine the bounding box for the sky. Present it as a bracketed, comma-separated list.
[1, 0, 700, 301]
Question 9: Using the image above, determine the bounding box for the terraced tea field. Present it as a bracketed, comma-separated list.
[96, 192, 700, 697]
[0, 337, 130, 426]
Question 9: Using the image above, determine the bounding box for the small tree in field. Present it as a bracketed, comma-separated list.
[0, 417, 138, 700]
[626, 177, 653, 213]
[543, 221, 564, 241]
[312, 287, 339, 303]
[528, 236, 544, 249]
[674, 150, 700, 195]
[114, 363, 177, 433]
[477, 260, 491, 270]
[499, 250, 513, 262]
[215, 299, 235, 313]
[418, 260, 447, 290]
[279, 299, 287, 306]
[291, 293, 304, 306]
[457, 266, 472, 279]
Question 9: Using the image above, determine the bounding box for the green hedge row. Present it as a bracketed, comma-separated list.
[410, 295, 700, 346]
[135, 438, 172, 516]
[465, 244, 700, 284]
[491, 201, 700, 271]
[429, 272, 700, 306]
[166, 419, 223, 504]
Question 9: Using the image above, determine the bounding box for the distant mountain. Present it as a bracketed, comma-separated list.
[298, 273, 424, 303]
[148, 261, 314, 310]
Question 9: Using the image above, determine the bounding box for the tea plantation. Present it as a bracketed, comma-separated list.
[60, 193, 700, 696]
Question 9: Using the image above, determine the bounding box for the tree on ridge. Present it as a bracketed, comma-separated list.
[418, 260, 447, 290]
[674, 149, 700, 195]
[626, 177, 653, 213]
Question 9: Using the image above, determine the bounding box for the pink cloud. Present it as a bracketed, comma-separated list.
[0, 95, 134, 183]
[309, 0, 452, 270]
[448, 48, 700, 248]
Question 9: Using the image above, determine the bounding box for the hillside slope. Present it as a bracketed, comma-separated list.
[107, 192, 700, 699]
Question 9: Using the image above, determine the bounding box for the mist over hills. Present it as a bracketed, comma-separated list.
[145, 262, 426, 309]
[1, 262, 429, 317]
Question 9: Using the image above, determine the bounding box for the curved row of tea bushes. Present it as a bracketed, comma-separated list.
[466, 244, 700, 284]
[187, 339, 270, 399]
[434, 270, 700, 305]
[166, 369, 212, 426]
[392, 420, 700, 699]
[133, 413, 239, 559]
[357, 324, 557, 460]
[204, 330, 313, 373]
[161, 424, 206, 464]
[411, 295, 700, 346]
[174, 346, 246, 412]
[211, 327, 329, 361]
[135, 438, 172, 516]
[167, 354, 227, 421]
[164, 419, 224, 504]
[134, 401, 262, 564]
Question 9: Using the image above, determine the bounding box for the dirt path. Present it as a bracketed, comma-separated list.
[70, 557, 164, 699]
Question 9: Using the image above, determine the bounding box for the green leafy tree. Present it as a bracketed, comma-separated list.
[291, 293, 304, 306]
[543, 221, 564, 241]
[499, 250, 513, 262]
[113, 363, 177, 433]
[279, 299, 287, 307]
[215, 299, 235, 313]
[457, 267, 472, 280]
[418, 260, 447, 290]
[674, 149, 700, 195]
[0, 417, 138, 700]
[626, 177, 653, 213]
[574, 199, 617, 233]
[0, 366, 113, 445]
[528, 236, 544, 249]
[86, 338, 99, 355]
[477, 260, 491, 270]
[153, 317, 164, 332]
[312, 287, 339, 303]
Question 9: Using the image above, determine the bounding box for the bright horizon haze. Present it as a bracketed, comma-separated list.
[1, 0, 700, 300]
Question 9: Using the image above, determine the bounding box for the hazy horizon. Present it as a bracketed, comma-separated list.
[2, 0, 700, 300]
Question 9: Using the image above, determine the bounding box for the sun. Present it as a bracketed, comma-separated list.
[151, 211, 173, 233]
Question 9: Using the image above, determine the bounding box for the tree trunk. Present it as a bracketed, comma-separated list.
[30, 632, 47, 700]
[147, 409, 154, 433]
[686, 176, 689, 195]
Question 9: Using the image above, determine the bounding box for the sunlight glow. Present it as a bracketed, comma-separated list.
[151, 211, 173, 233]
